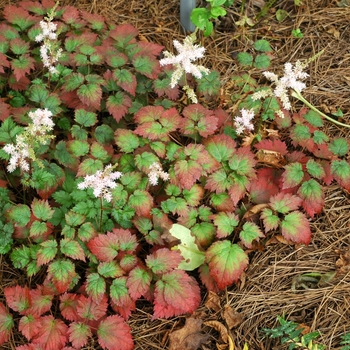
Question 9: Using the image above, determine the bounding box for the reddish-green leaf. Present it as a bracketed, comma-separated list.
[181, 104, 218, 137]
[128, 189, 153, 218]
[146, 248, 182, 274]
[281, 211, 312, 244]
[0, 302, 14, 345]
[97, 315, 134, 350]
[77, 158, 103, 177]
[306, 159, 326, 180]
[98, 261, 124, 278]
[133, 54, 161, 79]
[87, 231, 120, 262]
[249, 168, 280, 204]
[329, 137, 349, 156]
[31, 315, 68, 349]
[212, 212, 239, 238]
[81, 10, 106, 31]
[4, 285, 31, 314]
[254, 138, 288, 155]
[19, 314, 41, 341]
[182, 185, 204, 207]
[77, 83, 102, 109]
[127, 267, 152, 300]
[86, 273, 106, 303]
[60, 293, 80, 322]
[11, 54, 35, 81]
[206, 240, 248, 290]
[76, 295, 108, 321]
[282, 162, 304, 189]
[269, 192, 302, 214]
[113, 69, 137, 96]
[31, 199, 54, 221]
[331, 159, 350, 191]
[110, 277, 136, 319]
[109, 23, 139, 47]
[68, 322, 92, 349]
[204, 134, 236, 162]
[37, 240, 58, 266]
[228, 147, 256, 176]
[47, 259, 77, 293]
[60, 238, 86, 261]
[297, 179, 324, 218]
[260, 208, 280, 232]
[3, 5, 35, 31]
[107, 92, 132, 122]
[153, 270, 201, 319]
[27, 286, 53, 317]
[115, 129, 140, 153]
[239, 222, 265, 248]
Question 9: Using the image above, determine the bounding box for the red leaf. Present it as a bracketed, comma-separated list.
[19, 315, 41, 341]
[31, 315, 68, 350]
[153, 270, 201, 319]
[60, 293, 80, 322]
[4, 285, 31, 315]
[198, 264, 219, 292]
[97, 315, 134, 350]
[0, 52, 10, 74]
[11, 54, 35, 81]
[281, 211, 312, 244]
[0, 99, 11, 122]
[68, 322, 92, 349]
[76, 295, 108, 321]
[254, 138, 288, 156]
[27, 286, 53, 317]
[136, 41, 164, 57]
[249, 168, 280, 204]
[127, 266, 152, 300]
[106, 92, 132, 122]
[146, 248, 183, 274]
[109, 23, 139, 44]
[110, 277, 136, 320]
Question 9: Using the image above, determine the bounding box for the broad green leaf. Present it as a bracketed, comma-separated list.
[133, 55, 159, 79]
[7, 204, 31, 227]
[329, 137, 349, 156]
[0, 117, 23, 143]
[254, 54, 271, 69]
[331, 159, 350, 191]
[86, 273, 106, 303]
[77, 158, 103, 177]
[64, 73, 85, 91]
[306, 159, 325, 179]
[29, 84, 49, 104]
[115, 129, 140, 153]
[282, 162, 304, 189]
[10, 245, 31, 269]
[94, 124, 114, 144]
[237, 52, 253, 67]
[0, 222, 13, 254]
[261, 208, 280, 232]
[77, 83, 102, 109]
[74, 109, 98, 127]
[239, 222, 265, 248]
[206, 240, 248, 290]
[37, 240, 58, 266]
[281, 211, 312, 244]
[98, 261, 124, 278]
[192, 222, 216, 248]
[253, 39, 273, 52]
[304, 110, 323, 127]
[30, 220, 48, 238]
[313, 130, 329, 144]
[169, 224, 205, 271]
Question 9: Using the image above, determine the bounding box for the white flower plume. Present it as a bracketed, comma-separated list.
[78, 164, 122, 202]
[234, 108, 255, 135]
[148, 162, 169, 186]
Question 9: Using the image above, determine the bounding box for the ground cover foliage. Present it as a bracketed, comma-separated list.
[0, 0, 350, 349]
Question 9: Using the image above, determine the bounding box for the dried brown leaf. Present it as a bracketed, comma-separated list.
[222, 305, 243, 329]
[169, 317, 210, 350]
[204, 320, 228, 343]
[205, 291, 222, 312]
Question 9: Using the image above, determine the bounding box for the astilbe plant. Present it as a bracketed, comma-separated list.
[0, 1, 350, 350]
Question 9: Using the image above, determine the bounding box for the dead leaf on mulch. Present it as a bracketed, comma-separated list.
[205, 291, 222, 312]
[204, 320, 235, 350]
[222, 305, 243, 330]
[335, 249, 350, 274]
[168, 317, 210, 350]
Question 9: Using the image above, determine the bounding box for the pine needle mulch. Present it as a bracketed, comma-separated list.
[1, 0, 350, 349]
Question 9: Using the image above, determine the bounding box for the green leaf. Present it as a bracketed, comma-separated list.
[211, 6, 226, 17]
[74, 109, 98, 127]
[281, 211, 312, 244]
[0, 222, 14, 254]
[254, 54, 271, 69]
[0, 117, 23, 143]
[329, 137, 349, 156]
[60, 238, 86, 261]
[115, 129, 140, 153]
[77, 83, 102, 109]
[331, 159, 350, 191]
[282, 162, 304, 189]
[64, 73, 85, 91]
[133, 55, 159, 79]
[192, 222, 216, 248]
[276, 9, 289, 22]
[206, 240, 249, 290]
[86, 272, 106, 303]
[135, 152, 159, 171]
[261, 208, 280, 232]
[65, 210, 86, 227]
[98, 261, 124, 278]
[304, 110, 323, 127]
[196, 71, 221, 96]
[306, 159, 325, 179]
[291, 124, 311, 142]
[48, 259, 76, 291]
[31, 198, 54, 221]
[30, 220, 48, 238]
[7, 204, 31, 227]
[237, 52, 253, 67]
[239, 222, 265, 248]
[78, 222, 97, 242]
[10, 245, 31, 269]
[29, 84, 49, 104]
[298, 179, 324, 218]
[77, 158, 103, 177]
[37, 240, 58, 266]
[313, 130, 329, 144]
[253, 39, 273, 52]
[169, 224, 205, 271]
[94, 125, 114, 144]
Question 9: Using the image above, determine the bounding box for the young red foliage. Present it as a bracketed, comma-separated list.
[0, 302, 13, 345]
[76, 294, 108, 321]
[146, 248, 183, 274]
[4, 285, 31, 315]
[60, 293, 80, 322]
[19, 315, 41, 342]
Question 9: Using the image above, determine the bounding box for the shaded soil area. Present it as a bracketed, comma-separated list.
[1, 0, 350, 349]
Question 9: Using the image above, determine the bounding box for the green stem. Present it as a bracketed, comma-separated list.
[291, 90, 350, 128]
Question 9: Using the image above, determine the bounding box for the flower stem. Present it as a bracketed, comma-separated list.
[291, 90, 350, 128]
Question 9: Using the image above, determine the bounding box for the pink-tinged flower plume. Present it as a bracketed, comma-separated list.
[78, 164, 122, 202]
[148, 162, 169, 186]
[234, 109, 255, 135]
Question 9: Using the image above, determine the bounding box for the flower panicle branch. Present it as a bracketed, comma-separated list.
[234, 108, 255, 135]
[148, 162, 169, 186]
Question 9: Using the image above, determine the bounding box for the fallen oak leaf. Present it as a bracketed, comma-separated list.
[169, 317, 209, 350]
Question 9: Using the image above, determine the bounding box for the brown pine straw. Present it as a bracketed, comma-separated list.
[1, 0, 350, 349]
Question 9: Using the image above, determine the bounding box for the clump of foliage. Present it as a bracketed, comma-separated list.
[0, 1, 350, 349]
[262, 315, 326, 350]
